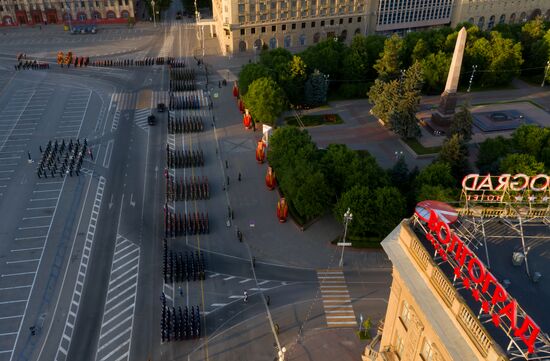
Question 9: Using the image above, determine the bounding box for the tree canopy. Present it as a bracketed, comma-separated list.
[238, 63, 272, 96]
[243, 77, 287, 126]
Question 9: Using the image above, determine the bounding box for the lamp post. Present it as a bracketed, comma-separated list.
[338, 208, 353, 268]
[151, 0, 156, 27]
[541, 60, 550, 87]
[277, 346, 287, 361]
[467, 65, 477, 93]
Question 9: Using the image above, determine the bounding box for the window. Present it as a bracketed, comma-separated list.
[291, 23, 296, 29]
[348, 17, 352, 23]
[95, 1, 99, 7]
[311, 21, 315, 27]
[81, 1, 85, 7]
[240, 29, 245, 35]
[272, 25, 276, 31]
[396, 334, 405, 358]
[270, 1, 276, 9]
[124, 0, 128, 5]
[357, 16, 361, 22]
[261, 26, 266, 33]
[238, 4, 245, 13]
[0, 5, 3, 10]
[249, 14, 256, 21]
[301, 22, 305, 28]
[421, 339, 435, 361]
[270, 12, 276, 20]
[250, 4, 255, 12]
[321, 20, 325, 26]
[280, 1, 286, 9]
[330, 19, 334, 25]
[400, 301, 411, 329]
[251, 28, 255, 34]
[339, 18, 343, 24]
[238, 15, 245, 23]
[118, 0, 121, 6]
[282, 24, 286, 30]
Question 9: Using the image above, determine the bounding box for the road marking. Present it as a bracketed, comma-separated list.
[223, 276, 235, 281]
[17, 225, 49, 230]
[14, 236, 46, 240]
[258, 280, 269, 285]
[210, 303, 227, 307]
[22, 215, 52, 220]
[0, 300, 26, 305]
[103, 139, 113, 168]
[6, 259, 40, 264]
[0, 315, 23, 320]
[209, 273, 220, 278]
[95, 234, 139, 361]
[55, 176, 105, 360]
[26, 206, 55, 210]
[0, 285, 31, 291]
[317, 269, 356, 328]
[229, 295, 245, 299]
[1, 272, 35, 277]
[239, 278, 252, 284]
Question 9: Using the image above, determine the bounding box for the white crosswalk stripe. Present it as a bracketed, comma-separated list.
[95, 235, 140, 361]
[133, 108, 150, 132]
[317, 269, 357, 328]
[112, 92, 137, 111]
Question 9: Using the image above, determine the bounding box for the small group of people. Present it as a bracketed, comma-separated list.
[36, 138, 91, 178]
[15, 60, 49, 70]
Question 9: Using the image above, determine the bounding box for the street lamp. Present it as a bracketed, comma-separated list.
[338, 208, 353, 268]
[394, 150, 403, 160]
[278, 346, 287, 361]
[467, 65, 477, 93]
[541, 60, 550, 87]
[150, 0, 156, 27]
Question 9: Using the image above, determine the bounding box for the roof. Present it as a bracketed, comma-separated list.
[411, 216, 550, 358]
[382, 223, 480, 361]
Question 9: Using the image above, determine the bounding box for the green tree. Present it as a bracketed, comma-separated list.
[414, 162, 456, 202]
[483, 33, 523, 86]
[420, 51, 451, 93]
[416, 184, 456, 203]
[300, 39, 346, 79]
[449, 103, 473, 141]
[289, 55, 307, 80]
[238, 63, 272, 96]
[499, 153, 546, 175]
[259, 48, 293, 82]
[388, 109, 421, 139]
[243, 77, 287, 126]
[439, 134, 470, 179]
[278, 55, 308, 105]
[411, 38, 430, 63]
[371, 186, 407, 237]
[304, 70, 329, 106]
[267, 127, 316, 174]
[320, 144, 359, 196]
[367, 78, 400, 123]
[476, 136, 514, 173]
[373, 34, 403, 81]
[389, 157, 410, 193]
[512, 124, 550, 158]
[521, 16, 546, 49]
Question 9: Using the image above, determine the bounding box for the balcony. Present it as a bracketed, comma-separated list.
[378, 346, 400, 361]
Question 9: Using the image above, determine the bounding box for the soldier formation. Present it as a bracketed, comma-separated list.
[164, 209, 209, 237]
[163, 240, 206, 282]
[160, 299, 202, 342]
[36, 139, 89, 178]
[168, 115, 204, 134]
[166, 146, 204, 168]
[14, 60, 49, 70]
[169, 69, 196, 91]
[166, 176, 209, 202]
[89, 56, 185, 67]
[169, 93, 202, 110]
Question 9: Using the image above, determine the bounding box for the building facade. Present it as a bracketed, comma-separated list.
[213, 0, 550, 54]
[0, 0, 135, 26]
[450, 0, 550, 30]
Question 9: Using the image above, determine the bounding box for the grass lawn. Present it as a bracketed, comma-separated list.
[403, 138, 441, 155]
[285, 113, 344, 127]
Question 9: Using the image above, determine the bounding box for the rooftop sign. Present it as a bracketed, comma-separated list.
[461, 174, 550, 204]
[415, 204, 541, 354]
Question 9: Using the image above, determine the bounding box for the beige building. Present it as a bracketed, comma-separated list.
[0, 0, 134, 26]
[363, 215, 550, 361]
[212, 0, 550, 55]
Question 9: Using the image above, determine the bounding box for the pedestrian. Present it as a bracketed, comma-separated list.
[226, 176, 229, 186]
[243, 290, 248, 303]
[27, 151, 31, 161]
[237, 228, 242, 242]
[266, 295, 270, 306]
[252, 256, 256, 268]
[274, 323, 279, 334]
[88, 148, 93, 160]
[179, 286, 183, 297]
[39, 145, 42, 153]
[238, 173, 241, 182]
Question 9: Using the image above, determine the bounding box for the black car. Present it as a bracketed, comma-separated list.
[157, 103, 166, 113]
[148, 114, 156, 125]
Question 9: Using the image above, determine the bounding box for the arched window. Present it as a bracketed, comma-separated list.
[284, 35, 291, 48]
[78, 12, 87, 20]
[339, 29, 347, 42]
[299, 34, 306, 46]
[509, 13, 516, 24]
[520, 12, 527, 22]
[487, 15, 495, 29]
[269, 37, 277, 49]
[313, 32, 320, 43]
[468, 17, 474, 24]
[93, 11, 101, 19]
[121, 10, 129, 18]
[499, 14, 506, 24]
[106, 10, 116, 19]
[239, 40, 247, 52]
[530, 9, 541, 20]
[477, 16, 485, 29]
[253, 39, 262, 50]
[354, 28, 360, 35]
[2, 15, 13, 25]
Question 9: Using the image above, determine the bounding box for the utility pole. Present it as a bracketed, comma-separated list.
[338, 208, 353, 268]
[151, 0, 156, 27]
[541, 60, 550, 87]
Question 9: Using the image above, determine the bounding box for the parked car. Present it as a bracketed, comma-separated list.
[148, 114, 156, 126]
[157, 103, 166, 113]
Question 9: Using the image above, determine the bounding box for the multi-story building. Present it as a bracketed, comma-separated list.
[212, 0, 369, 54]
[213, 0, 550, 55]
[451, 0, 550, 30]
[0, 0, 134, 26]
[365, 201, 550, 361]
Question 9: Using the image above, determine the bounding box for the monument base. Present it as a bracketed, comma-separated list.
[431, 91, 458, 127]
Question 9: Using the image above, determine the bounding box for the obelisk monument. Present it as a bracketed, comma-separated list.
[432, 27, 468, 126]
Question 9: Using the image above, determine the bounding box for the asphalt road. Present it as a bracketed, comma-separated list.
[0, 7, 392, 361]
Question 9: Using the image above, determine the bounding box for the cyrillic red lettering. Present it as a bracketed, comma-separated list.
[436, 221, 451, 245]
[514, 317, 540, 354]
[491, 284, 507, 305]
[498, 300, 518, 329]
[467, 257, 485, 284]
